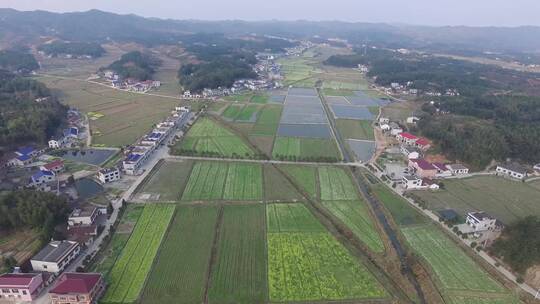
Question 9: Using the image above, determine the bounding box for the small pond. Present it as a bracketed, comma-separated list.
[75, 178, 104, 200]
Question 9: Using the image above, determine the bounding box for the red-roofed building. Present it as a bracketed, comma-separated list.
[409, 158, 437, 178]
[49, 273, 104, 304]
[0, 273, 44, 302]
[40, 160, 65, 174]
[415, 138, 431, 150]
[396, 132, 419, 145]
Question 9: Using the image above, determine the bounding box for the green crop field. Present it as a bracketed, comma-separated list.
[182, 161, 228, 201]
[250, 105, 282, 136]
[208, 205, 267, 304]
[272, 137, 341, 160]
[446, 295, 521, 304]
[402, 225, 504, 293]
[236, 104, 260, 121]
[266, 203, 325, 233]
[223, 93, 252, 102]
[412, 176, 540, 224]
[372, 184, 427, 226]
[222, 104, 244, 120]
[318, 166, 358, 201]
[266, 203, 387, 302]
[322, 201, 384, 253]
[182, 161, 264, 201]
[277, 57, 317, 86]
[177, 118, 254, 157]
[251, 94, 269, 104]
[323, 88, 355, 96]
[102, 204, 175, 303]
[281, 165, 318, 198]
[223, 163, 263, 201]
[137, 160, 193, 201]
[322, 80, 362, 90]
[336, 119, 374, 140]
[264, 165, 304, 201]
[140, 205, 219, 304]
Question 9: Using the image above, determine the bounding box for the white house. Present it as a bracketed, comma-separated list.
[496, 163, 528, 180]
[40, 160, 64, 174]
[380, 123, 390, 131]
[48, 137, 65, 149]
[534, 164, 540, 172]
[68, 207, 99, 227]
[400, 145, 422, 160]
[97, 167, 121, 184]
[406, 116, 420, 124]
[466, 212, 497, 233]
[378, 117, 390, 124]
[30, 241, 80, 273]
[402, 175, 423, 190]
[446, 164, 469, 175]
[30, 170, 56, 186]
[396, 132, 419, 146]
[432, 163, 452, 178]
[389, 122, 403, 136]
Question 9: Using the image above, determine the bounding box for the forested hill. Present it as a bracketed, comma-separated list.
[0, 50, 39, 73]
[2, 8, 540, 53]
[107, 51, 161, 81]
[37, 41, 106, 58]
[0, 70, 67, 148]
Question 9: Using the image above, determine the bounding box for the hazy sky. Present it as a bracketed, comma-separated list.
[2, 0, 540, 27]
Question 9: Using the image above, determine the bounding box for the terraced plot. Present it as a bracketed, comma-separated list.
[318, 166, 358, 201]
[322, 201, 384, 253]
[140, 206, 219, 304]
[266, 203, 387, 302]
[223, 163, 263, 201]
[178, 118, 254, 157]
[208, 205, 267, 304]
[102, 204, 175, 303]
[402, 225, 504, 293]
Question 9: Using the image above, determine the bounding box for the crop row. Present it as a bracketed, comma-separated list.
[318, 166, 358, 201]
[182, 162, 228, 200]
[102, 204, 175, 303]
[223, 163, 263, 200]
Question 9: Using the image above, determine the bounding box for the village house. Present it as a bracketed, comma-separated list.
[406, 116, 420, 124]
[49, 273, 105, 304]
[389, 122, 403, 136]
[496, 163, 528, 180]
[446, 163, 469, 175]
[31, 241, 80, 273]
[378, 117, 390, 124]
[0, 273, 44, 302]
[40, 160, 65, 174]
[415, 138, 431, 150]
[400, 145, 422, 159]
[49, 137, 66, 149]
[68, 207, 99, 227]
[10, 154, 32, 167]
[97, 167, 121, 184]
[466, 212, 497, 233]
[432, 163, 452, 178]
[534, 163, 540, 172]
[396, 132, 419, 146]
[402, 175, 422, 190]
[422, 178, 440, 190]
[30, 170, 56, 187]
[409, 158, 438, 179]
[67, 225, 98, 247]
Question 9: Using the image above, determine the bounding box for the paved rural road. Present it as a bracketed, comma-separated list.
[166, 155, 363, 167]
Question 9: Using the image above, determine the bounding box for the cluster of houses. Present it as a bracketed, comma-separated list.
[378, 117, 470, 190]
[0, 206, 106, 303]
[370, 79, 460, 98]
[103, 71, 161, 93]
[122, 106, 190, 175]
[48, 109, 84, 149]
[285, 40, 314, 56]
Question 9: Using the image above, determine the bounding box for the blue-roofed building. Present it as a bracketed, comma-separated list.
[30, 170, 56, 186]
[10, 153, 33, 166]
[69, 127, 79, 137]
[16, 146, 36, 157]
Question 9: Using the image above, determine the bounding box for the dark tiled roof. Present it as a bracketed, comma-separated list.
[32, 241, 78, 263]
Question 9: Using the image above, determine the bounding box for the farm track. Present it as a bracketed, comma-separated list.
[166, 155, 362, 167]
[203, 205, 224, 304]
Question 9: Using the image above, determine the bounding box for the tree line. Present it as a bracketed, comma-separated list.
[107, 51, 161, 81]
[0, 50, 39, 74]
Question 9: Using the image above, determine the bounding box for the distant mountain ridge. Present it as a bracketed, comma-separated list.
[1, 8, 540, 53]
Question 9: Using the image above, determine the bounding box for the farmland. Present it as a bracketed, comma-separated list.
[336, 119, 374, 140]
[277, 56, 317, 86]
[175, 117, 255, 158]
[36, 76, 187, 147]
[263, 165, 304, 201]
[318, 166, 358, 201]
[272, 137, 341, 160]
[140, 206, 219, 304]
[249, 105, 282, 136]
[322, 201, 384, 253]
[102, 204, 175, 303]
[208, 205, 267, 304]
[280, 165, 318, 198]
[402, 225, 504, 293]
[412, 175, 540, 224]
[372, 184, 427, 226]
[182, 161, 263, 201]
[136, 160, 193, 201]
[266, 203, 388, 302]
